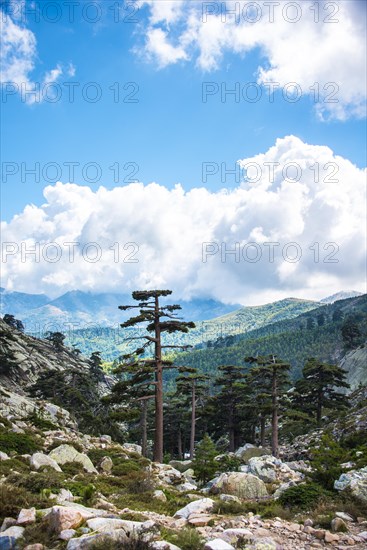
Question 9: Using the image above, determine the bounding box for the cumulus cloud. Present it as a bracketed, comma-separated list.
[1, 136, 366, 304]
[0, 5, 71, 104]
[137, 0, 366, 120]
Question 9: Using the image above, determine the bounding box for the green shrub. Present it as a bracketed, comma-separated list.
[0, 484, 44, 521]
[0, 429, 40, 454]
[88, 535, 154, 549]
[6, 470, 64, 494]
[26, 411, 59, 431]
[216, 454, 242, 473]
[279, 482, 330, 510]
[0, 457, 30, 476]
[62, 461, 84, 475]
[310, 434, 349, 490]
[123, 470, 155, 494]
[111, 460, 140, 476]
[23, 521, 56, 547]
[192, 434, 218, 484]
[164, 527, 204, 550]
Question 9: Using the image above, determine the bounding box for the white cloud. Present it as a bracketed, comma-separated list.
[137, 0, 366, 120]
[145, 28, 188, 67]
[1, 136, 366, 304]
[0, 7, 72, 104]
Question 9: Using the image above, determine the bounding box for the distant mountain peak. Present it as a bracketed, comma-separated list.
[320, 291, 363, 304]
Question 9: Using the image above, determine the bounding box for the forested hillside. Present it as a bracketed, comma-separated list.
[64, 297, 321, 360]
[175, 295, 367, 382]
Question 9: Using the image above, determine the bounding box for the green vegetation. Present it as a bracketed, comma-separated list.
[0, 428, 40, 454]
[192, 434, 218, 484]
[279, 482, 331, 510]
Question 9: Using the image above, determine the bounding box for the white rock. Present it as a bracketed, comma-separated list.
[122, 443, 142, 455]
[0, 518, 17, 532]
[174, 498, 215, 519]
[0, 526, 25, 539]
[335, 511, 354, 522]
[59, 529, 77, 541]
[334, 467, 367, 504]
[153, 490, 167, 502]
[248, 456, 303, 483]
[204, 539, 235, 550]
[56, 489, 75, 504]
[209, 472, 268, 499]
[176, 482, 197, 492]
[219, 528, 254, 543]
[0, 451, 10, 461]
[30, 452, 62, 472]
[49, 445, 97, 474]
[17, 508, 36, 525]
[152, 542, 182, 550]
[219, 494, 241, 503]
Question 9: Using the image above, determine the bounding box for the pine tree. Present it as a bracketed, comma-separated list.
[245, 355, 290, 457]
[192, 434, 218, 484]
[109, 358, 155, 456]
[3, 314, 25, 332]
[45, 331, 65, 352]
[89, 351, 105, 382]
[117, 290, 195, 462]
[341, 319, 362, 349]
[176, 367, 209, 458]
[213, 365, 247, 452]
[294, 358, 349, 426]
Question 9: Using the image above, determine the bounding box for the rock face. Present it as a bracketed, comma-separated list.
[247, 455, 303, 483]
[45, 506, 85, 534]
[98, 456, 113, 473]
[30, 452, 62, 472]
[174, 498, 215, 519]
[17, 508, 36, 526]
[334, 466, 367, 503]
[0, 387, 76, 430]
[235, 445, 271, 463]
[209, 472, 268, 499]
[169, 460, 193, 472]
[152, 463, 184, 486]
[122, 443, 142, 455]
[49, 445, 98, 474]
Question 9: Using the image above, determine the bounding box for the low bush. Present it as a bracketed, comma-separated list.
[0, 484, 43, 521]
[162, 527, 204, 550]
[88, 535, 154, 549]
[26, 411, 59, 431]
[279, 482, 330, 510]
[0, 429, 40, 454]
[0, 457, 30, 476]
[6, 470, 64, 494]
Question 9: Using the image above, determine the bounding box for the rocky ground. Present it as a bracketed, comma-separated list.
[1, 320, 367, 549]
[1, 391, 367, 550]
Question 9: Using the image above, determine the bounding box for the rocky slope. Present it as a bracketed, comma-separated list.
[1, 320, 367, 549]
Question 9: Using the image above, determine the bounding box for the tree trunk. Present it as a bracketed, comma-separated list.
[177, 427, 183, 459]
[153, 295, 164, 463]
[141, 399, 148, 457]
[260, 414, 266, 447]
[190, 381, 196, 459]
[271, 366, 279, 458]
[229, 405, 235, 452]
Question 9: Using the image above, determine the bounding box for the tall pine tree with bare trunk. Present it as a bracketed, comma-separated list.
[118, 290, 195, 463]
[245, 355, 290, 458]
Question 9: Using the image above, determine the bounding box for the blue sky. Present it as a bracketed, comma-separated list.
[1, 1, 366, 304]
